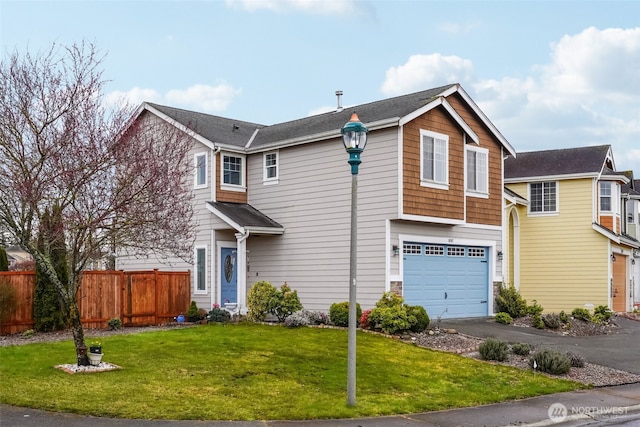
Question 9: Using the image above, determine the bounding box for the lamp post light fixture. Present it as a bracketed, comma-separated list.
[341, 112, 368, 407]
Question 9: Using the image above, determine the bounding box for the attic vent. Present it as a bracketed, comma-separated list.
[232, 124, 239, 131]
[335, 90, 343, 112]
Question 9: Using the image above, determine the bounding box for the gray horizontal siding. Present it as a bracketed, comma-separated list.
[246, 129, 398, 311]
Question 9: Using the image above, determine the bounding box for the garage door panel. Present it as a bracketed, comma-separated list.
[403, 243, 488, 319]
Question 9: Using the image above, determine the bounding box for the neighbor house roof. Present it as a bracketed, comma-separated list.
[504, 145, 613, 181]
[136, 83, 516, 156]
[206, 202, 284, 235]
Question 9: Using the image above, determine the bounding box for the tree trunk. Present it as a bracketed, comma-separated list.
[68, 301, 89, 366]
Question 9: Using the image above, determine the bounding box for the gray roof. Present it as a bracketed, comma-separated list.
[147, 103, 265, 148]
[249, 84, 457, 148]
[207, 202, 283, 230]
[504, 145, 612, 180]
[146, 84, 458, 150]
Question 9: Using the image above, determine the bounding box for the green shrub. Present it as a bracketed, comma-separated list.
[247, 281, 277, 322]
[406, 305, 430, 332]
[571, 307, 591, 322]
[270, 283, 303, 322]
[511, 343, 531, 356]
[368, 306, 413, 334]
[566, 352, 585, 368]
[329, 301, 362, 327]
[593, 305, 612, 323]
[532, 313, 545, 329]
[495, 284, 528, 318]
[527, 300, 544, 316]
[186, 301, 202, 322]
[107, 317, 123, 330]
[479, 338, 509, 361]
[375, 292, 405, 308]
[559, 310, 568, 323]
[530, 349, 571, 375]
[495, 312, 513, 325]
[542, 313, 561, 329]
[0, 247, 8, 271]
[208, 306, 231, 323]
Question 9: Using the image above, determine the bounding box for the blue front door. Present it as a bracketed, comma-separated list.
[221, 247, 237, 304]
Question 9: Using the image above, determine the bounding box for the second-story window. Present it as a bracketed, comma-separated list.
[627, 199, 635, 223]
[600, 181, 612, 211]
[599, 181, 619, 213]
[530, 182, 557, 213]
[222, 153, 245, 189]
[420, 129, 448, 189]
[194, 153, 207, 189]
[466, 146, 488, 195]
[263, 151, 278, 183]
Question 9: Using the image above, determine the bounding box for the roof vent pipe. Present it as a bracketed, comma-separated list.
[335, 90, 343, 112]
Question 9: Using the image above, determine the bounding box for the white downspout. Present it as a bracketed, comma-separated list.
[210, 146, 220, 311]
[235, 230, 250, 314]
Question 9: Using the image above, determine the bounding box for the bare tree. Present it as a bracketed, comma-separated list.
[0, 42, 194, 364]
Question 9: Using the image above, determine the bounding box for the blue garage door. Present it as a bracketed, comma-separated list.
[403, 243, 489, 319]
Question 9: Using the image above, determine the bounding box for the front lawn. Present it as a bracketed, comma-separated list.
[0, 323, 583, 420]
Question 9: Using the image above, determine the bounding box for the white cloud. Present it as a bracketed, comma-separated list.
[224, 0, 364, 15]
[106, 83, 242, 113]
[381, 54, 473, 96]
[166, 83, 242, 112]
[471, 27, 640, 172]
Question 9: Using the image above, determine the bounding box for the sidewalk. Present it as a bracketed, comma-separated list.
[2, 384, 640, 426]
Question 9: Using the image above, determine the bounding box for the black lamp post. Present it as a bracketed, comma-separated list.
[341, 112, 368, 406]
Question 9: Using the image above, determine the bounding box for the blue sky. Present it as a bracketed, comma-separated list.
[2, 0, 639, 172]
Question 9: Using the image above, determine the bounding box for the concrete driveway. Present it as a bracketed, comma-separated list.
[439, 315, 640, 374]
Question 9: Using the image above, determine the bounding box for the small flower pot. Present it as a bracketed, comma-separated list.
[87, 352, 103, 366]
[89, 346, 102, 354]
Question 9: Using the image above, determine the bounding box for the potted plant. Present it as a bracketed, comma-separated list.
[87, 340, 103, 366]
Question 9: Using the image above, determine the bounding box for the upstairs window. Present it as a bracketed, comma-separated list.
[194, 153, 207, 188]
[529, 182, 557, 213]
[420, 129, 448, 189]
[263, 151, 278, 183]
[466, 146, 488, 195]
[221, 153, 245, 190]
[599, 181, 618, 213]
[627, 199, 635, 223]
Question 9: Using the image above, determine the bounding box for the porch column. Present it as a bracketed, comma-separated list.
[235, 232, 249, 313]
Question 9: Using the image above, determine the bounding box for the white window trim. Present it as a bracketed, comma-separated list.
[194, 152, 208, 189]
[528, 181, 559, 216]
[419, 129, 449, 190]
[220, 152, 246, 192]
[194, 245, 207, 294]
[465, 145, 489, 198]
[599, 181, 618, 214]
[263, 151, 279, 185]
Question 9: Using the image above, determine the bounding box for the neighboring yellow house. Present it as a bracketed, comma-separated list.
[503, 145, 639, 314]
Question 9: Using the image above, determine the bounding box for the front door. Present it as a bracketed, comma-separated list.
[612, 254, 627, 312]
[221, 247, 237, 304]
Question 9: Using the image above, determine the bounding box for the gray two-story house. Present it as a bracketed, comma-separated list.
[117, 83, 516, 319]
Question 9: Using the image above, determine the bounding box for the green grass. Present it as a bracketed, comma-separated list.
[0, 323, 583, 420]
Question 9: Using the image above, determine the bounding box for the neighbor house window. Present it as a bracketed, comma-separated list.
[221, 153, 245, 190]
[627, 199, 635, 223]
[600, 181, 612, 212]
[420, 129, 448, 189]
[466, 146, 488, 195]
[529, 182, 557, 213]
[263, 151, 278, 183]
[195, 246, 207, 293]
[194, 153, 207, 188]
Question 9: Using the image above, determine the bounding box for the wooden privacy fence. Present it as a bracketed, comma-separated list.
[0, 270, 191, 335]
